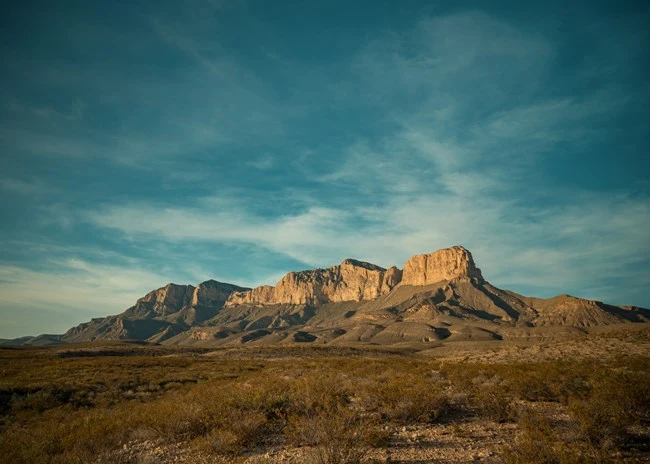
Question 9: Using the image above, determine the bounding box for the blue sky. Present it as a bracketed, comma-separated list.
[1, 1, 649, 338]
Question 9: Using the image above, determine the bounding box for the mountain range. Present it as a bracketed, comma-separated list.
[5, 246, 648, 347]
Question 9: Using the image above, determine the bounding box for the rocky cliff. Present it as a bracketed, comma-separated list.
[127, 283, 195, 317]
[224, 246, 482, 307]
[64, 280, 249, 342]
[225, 258, 401, 307]
[401, 246, 483, 286]
[123, 280, 250, 318]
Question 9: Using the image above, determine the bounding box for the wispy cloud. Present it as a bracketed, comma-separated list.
[352, 11, 552, 111]
[85, 200, 352, 265]
[0, 177, 51, 196]
[247, 154, 275, 170]
[1, 10, 287, 169]
[0, 259, 170, 337]
[6, 98, 86, 121]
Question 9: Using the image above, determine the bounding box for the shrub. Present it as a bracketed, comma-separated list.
[287, 405, 387, 464]
[472, 387, 518, 423]
[568, 369, 649, 450]
[500, 412, 601, 464]
[359, 372, 450, 423]
[286, 374, 389, 464]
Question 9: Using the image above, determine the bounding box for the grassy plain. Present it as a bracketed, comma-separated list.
[1, 326, 649, 463]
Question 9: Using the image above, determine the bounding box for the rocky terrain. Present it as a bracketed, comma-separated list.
[4, 246, 648, 347]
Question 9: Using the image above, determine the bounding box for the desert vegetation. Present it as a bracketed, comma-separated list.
[0, 338, 648, 463]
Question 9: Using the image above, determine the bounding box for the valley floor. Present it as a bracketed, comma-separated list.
[1, 323, 649, 464]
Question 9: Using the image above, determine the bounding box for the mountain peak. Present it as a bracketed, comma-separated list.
[401, 245, 483, 286]
[224, 246, 485, 307]
[339, 258, 386, 272]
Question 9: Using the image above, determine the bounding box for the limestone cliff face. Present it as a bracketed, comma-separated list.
[226, 285, 275, 306]
[127, 281, 250, 317]
[225, 247, 484, 307]
[225, 259, 401, 307]
[191, 280, 251, 307]
[381, 266, 403, 294]
[63, 280, 250, 343]
[400, 246, 483, 286]
[136, 283, 195, 316]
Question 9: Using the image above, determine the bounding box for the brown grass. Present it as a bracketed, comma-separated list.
[0, 344, 648, 463]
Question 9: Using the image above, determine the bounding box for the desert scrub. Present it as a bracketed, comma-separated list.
[359, 370, 451, 423]
[471, 386, 518, 423]
[568, 368, 650, 451]
[286, 374, 389, 464]
[441, 361, 595, 404]
[288, 406, 388, 464]
[191, 410, 269, 456]
[0, 405, 134, 464]
[188, 380, 291, 457]
[2, 347, 648, 463]
[500, 411, 603, 464]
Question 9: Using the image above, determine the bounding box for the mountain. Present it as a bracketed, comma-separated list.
[62, 280, 250, 344]
[7, 246, 649, 347]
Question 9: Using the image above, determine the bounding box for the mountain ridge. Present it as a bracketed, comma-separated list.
[3, 246, 648, 347]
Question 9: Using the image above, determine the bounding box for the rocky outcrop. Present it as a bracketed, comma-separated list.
[401, 246, 483, 286]
[381, 266, 403, 294]
[523, 294, 649, 327]
[132, 283, 195, 316]
[124, 281, 250, 318]
[191, 280, 251, 307]
[225, 259, 401, 307]
[63, 280, 249, 343]
[225, 247, 484, 307]
[226, 285, 275, 306]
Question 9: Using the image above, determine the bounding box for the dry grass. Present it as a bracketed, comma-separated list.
[0, 343, 648, 463]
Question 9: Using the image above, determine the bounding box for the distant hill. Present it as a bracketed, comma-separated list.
[0, 334, 63, 347]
